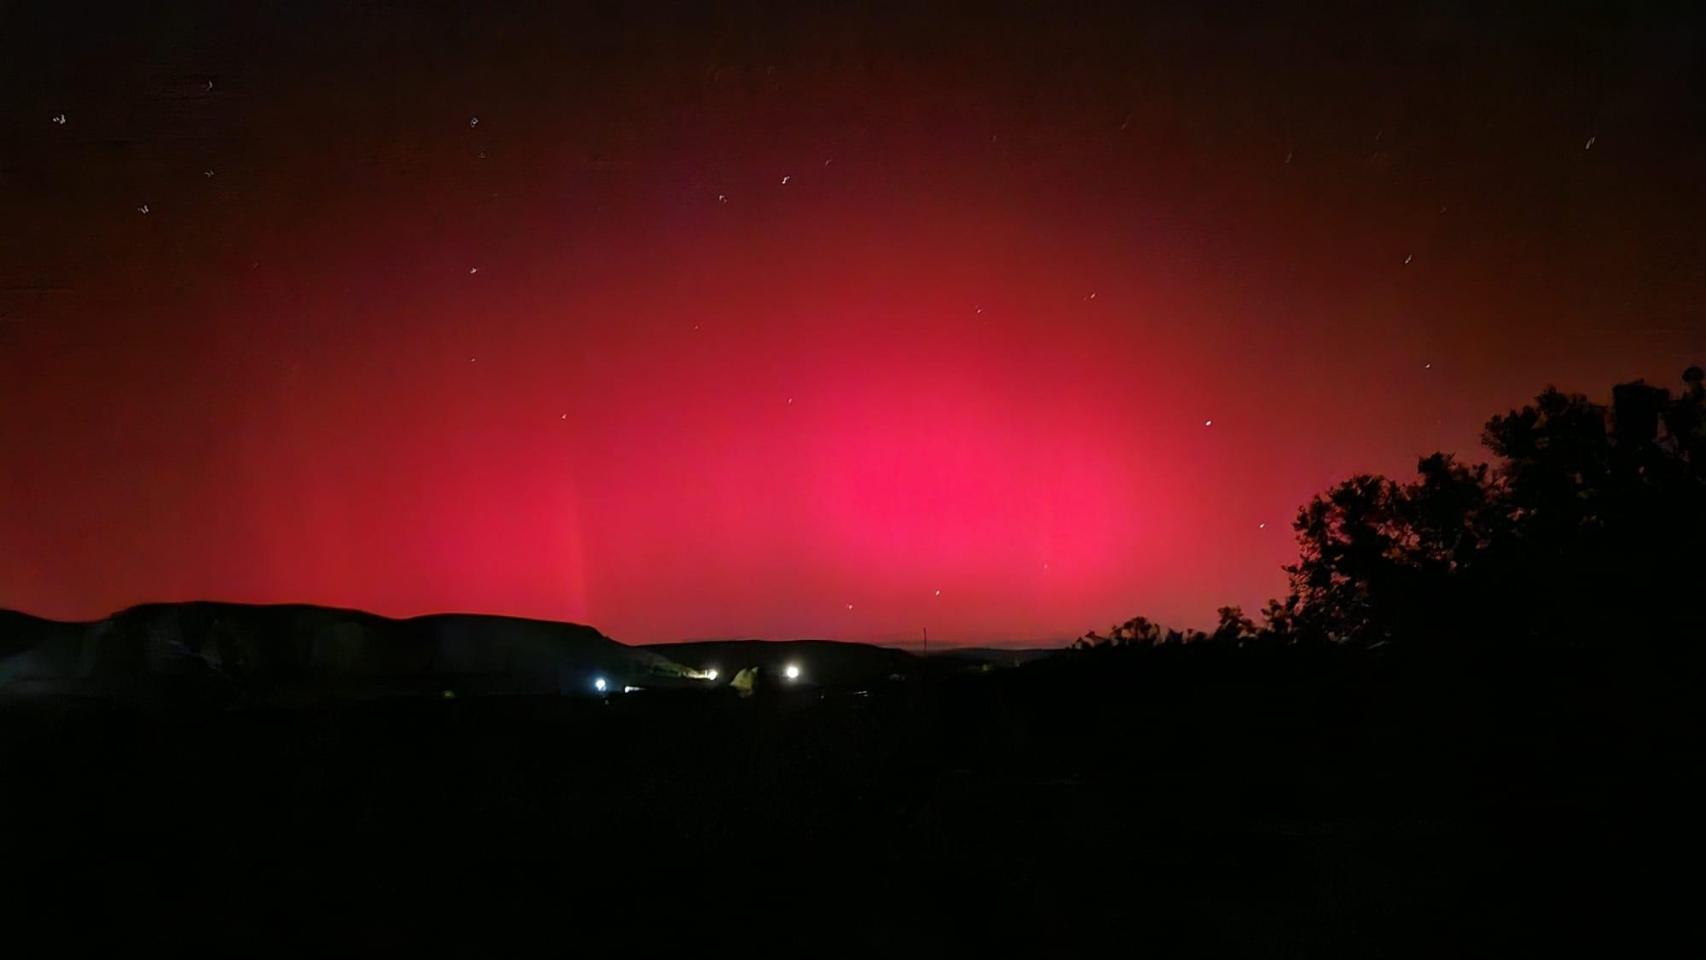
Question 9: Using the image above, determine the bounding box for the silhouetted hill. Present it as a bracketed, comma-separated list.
[924, 646, 1058, 670]
[0, 601, 699, 703]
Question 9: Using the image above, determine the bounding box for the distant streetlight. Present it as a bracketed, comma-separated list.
[705, 669, 719, 681]
[593, 677, 608, 693]
[784, 663, 801, 681]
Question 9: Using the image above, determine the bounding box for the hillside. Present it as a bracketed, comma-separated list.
[0, 601, 699, 703]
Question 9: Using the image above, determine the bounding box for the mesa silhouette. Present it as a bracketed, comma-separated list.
[0, 597, 1006, 705]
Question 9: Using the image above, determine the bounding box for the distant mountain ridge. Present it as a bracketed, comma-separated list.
[0, 601, 698, 703]
[0, 602, 1067, 704]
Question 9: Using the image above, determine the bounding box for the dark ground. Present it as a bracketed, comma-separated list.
[2, 644, 1697, 956]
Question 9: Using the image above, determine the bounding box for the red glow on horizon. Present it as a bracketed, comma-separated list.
[2, 7, 1697, 644]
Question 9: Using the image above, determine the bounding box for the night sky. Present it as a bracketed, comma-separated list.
[3, 2, 1703, 644]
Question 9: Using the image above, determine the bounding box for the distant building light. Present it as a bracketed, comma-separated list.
[705, 669, 719, 681]
[593, 677, 608, 693]
[784, 663, 801, 681]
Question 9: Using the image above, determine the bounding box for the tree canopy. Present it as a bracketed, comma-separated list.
[1080, 367, 1706, 653]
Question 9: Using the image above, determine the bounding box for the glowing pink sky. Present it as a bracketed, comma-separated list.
[2, 4, 1700, 643]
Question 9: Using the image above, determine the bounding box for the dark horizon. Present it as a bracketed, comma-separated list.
[0, 595, 1047, 652]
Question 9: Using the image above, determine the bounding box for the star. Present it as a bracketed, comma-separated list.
[137, 204, 150, 215]
[1404, 254, 1413, 265]
[205, 80, 214, 92]
[717, 193, 728, 203]
[203, 169, 215, 178]
[845, 603, 854, 610]
[1424, 362, 1433, 370]
[468, 356, 477, 363]
[1204, 419, 1213, 426]
[1585, 136, 1596, 150]
[1258, 522, 1267, 529]
[50, 113, 66, 126]
[469, 116, 479, 128]
[1086, 292, 1097, 301]
[786, 397, 794, 405]
[468, 267, 478, 275]
[1284, 149, 1293, 164]
[934, 589, 941, 597]
[560, 413, 567, 420]
[781, 175, 791, 185]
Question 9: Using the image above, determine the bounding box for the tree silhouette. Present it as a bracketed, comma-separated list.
[1210, 606, 1257, 646]
[1085, 367, 1706, 655]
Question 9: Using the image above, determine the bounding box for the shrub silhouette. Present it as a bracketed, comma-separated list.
[1088, 367, 1706, 653]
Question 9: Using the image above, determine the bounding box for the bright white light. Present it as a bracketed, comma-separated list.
[623, 685, 641, 694]
[784, 663, 801, 681]
[593, 677, 607, 692]
[705, 669, 719, 681]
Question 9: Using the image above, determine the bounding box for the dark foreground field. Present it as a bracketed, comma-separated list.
[3, 642, 1696, 957]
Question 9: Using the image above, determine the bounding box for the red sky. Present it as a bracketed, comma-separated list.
[2, 3, 1702, 643]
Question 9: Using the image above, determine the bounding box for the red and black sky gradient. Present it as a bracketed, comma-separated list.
[2, 2, 1703, 644]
